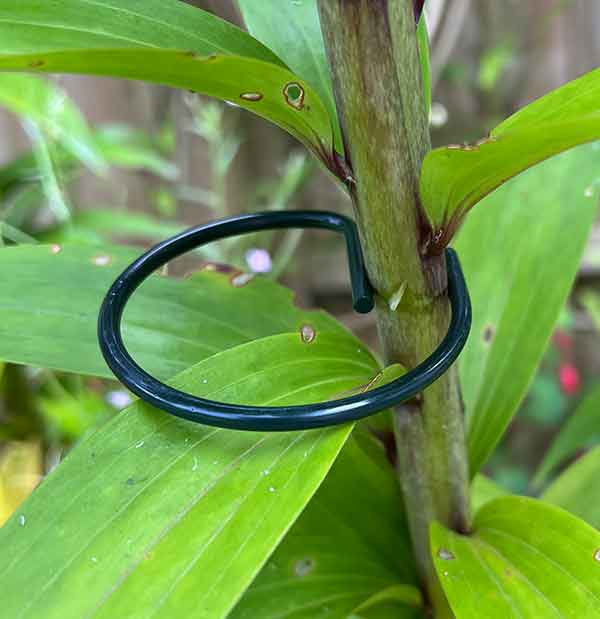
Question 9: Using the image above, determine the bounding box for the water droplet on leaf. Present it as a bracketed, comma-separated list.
[294, 558, 315, 577]
[438, 548, 455, 560]
[92, 254, 111, 267]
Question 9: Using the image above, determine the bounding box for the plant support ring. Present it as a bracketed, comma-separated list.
[98, 210, 472, 431]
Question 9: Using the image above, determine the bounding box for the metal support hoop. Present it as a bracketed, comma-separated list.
[98, 210, 471, 431]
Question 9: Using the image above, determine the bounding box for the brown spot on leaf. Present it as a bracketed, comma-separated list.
[283, 82, 305, 110]
[447, 136, 498, 152]
[29, 60, 45, 69]
[483, 325, 495, 344]
[240, 92, 263, 102]
[202, 262, 236, 274]
[300, 324, 316, 344]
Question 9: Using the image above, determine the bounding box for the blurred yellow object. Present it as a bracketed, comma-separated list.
[0, 442, 42, 526]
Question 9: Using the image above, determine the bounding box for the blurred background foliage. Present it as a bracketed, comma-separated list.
[1, 0, 600, 525]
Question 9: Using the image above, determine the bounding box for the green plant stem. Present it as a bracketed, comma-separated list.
[317, 1, 470, 615]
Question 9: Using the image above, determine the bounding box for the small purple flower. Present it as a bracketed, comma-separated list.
[106, 390, 133, 409]
[245, 248, 272, 273]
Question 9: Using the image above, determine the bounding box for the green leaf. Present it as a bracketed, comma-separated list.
[237, 0, 341, 151]
[494, 67, 600, 134]
[0, 243, 354, 379]
[470, 475, 509, 514]
[533, 385, 600, 488]
[0, 1, 337, 168]
[0, 0, 281, 62]
[0, 73, 104, 172]
[231, 433, 421, 619]
[421, 68, 600, 228]
[456, 144, 599, 474]
[0, 221, 37, 244]
[349, 586, 424, 619]
[431, 496, 600, 618]
[0, 332, 380, 619]
[543, 446, 600, 530]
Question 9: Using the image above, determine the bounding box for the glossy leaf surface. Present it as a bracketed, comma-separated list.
[456, 145, 599, 474]
[543, 446, 600, 530]
[431, 496, 600, 618]
[0, 332, 379, 619]
[232, 433, 422, 619]
[421, 68, 600, 227]
[0, 243, 352, 379]
[0, 1, 336, 165]
[0, 0, 282, 61]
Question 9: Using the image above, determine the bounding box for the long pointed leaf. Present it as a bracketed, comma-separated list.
[421, 68, 600, 229]
[456, 144, 599, 474]
[0, 332, 379, 619]
[0, 1, 337, 168]
[0, 0, 282, 62]
[0, 243, 352, 380]
[232, 433, 419, 619]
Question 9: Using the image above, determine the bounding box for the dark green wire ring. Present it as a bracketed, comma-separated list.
[98, 210, 471, 431]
